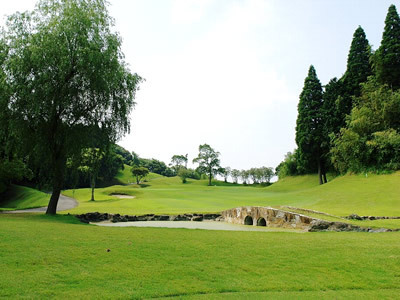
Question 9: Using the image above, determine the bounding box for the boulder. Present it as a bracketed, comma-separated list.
[203, 214, 222, 220]
[192, 215, 203, 222]
[346, 214, 363, 220]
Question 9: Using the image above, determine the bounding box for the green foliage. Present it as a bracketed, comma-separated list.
[230, 169, 240, 184]
[192, 144, 222, 186]
[367, 129, 400, 170]
[1, 0, 142, 214]
[0, 38, 31, 193]
[342, 26, 372, 98]
[170, 154, 188, 174]
[113, 144, 133, 165]
[131, 151, 141, 167]
[65, 144, 124, 188]
[239, 169, 250, 184]
[276, 151, 299, 179]
[78, 148, 104, 201]
[295, 66, 326, 183]
[131, 166, 149, 184]
[333, 27, 372, 139]
[374, 4, 400, 89]
[177, 168, 190, 183]
[322, 78, 345, 137]
[331, 78, 400, 173]
[221, 166, 231, 182]
[140, 158, 174, 177]
[0, 159, 33, 194]
[247, 167, 274, 184]
[98, 149, 125, 184]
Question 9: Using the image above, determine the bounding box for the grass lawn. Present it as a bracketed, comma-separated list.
[0, 214, 399, 299]
[62, 172, 400, 227]
[0, 185, 49, 211]
[3, 171, 400, 229]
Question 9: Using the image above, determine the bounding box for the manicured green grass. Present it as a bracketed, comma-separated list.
[113, 164, 134, 184]
[0, 185, 49, 211]
[113, 165, 163, 185]
[63, 172, 400, 219]
[3, 170, 400, 229]
[0, 214, 399, 299]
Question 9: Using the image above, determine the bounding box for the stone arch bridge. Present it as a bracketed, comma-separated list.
[222, 206, 316, 230]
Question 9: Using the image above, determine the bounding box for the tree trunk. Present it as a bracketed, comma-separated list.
[208, 169, 212, 186]
[90, 174, 95, 201]
[46, 155, 66, 215]
[46, 186, 61, 215]
[322, 162, 327, 184]
[318, 159, 323, 185]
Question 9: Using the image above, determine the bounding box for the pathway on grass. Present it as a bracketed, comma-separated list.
[94, 220, 304, 232]
[3, 195, 78, 213]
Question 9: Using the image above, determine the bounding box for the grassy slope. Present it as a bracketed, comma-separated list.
[113, 164, 163, 185]
[63, 172, 400, 217]
[3, 170, 400, 228]
[269, 172, 400, 216]
[0, 214, 399, 299]
[0, 185, 49, 211]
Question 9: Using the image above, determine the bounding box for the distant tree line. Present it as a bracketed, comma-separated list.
[226, 167, 274, 185]
[277, 4, 400, 183]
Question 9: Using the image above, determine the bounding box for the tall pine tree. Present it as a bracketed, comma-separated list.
[323, 78, 345, 135]
[338, 26, 372, 129]
[295, 65, 326, 184]
[343, 26, 372, 97]
[374, 4, 400, 89]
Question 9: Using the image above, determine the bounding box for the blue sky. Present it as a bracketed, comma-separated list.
[1, 0, 397, 171]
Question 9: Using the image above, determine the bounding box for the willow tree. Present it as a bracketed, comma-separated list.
[1, 0, 142, 214]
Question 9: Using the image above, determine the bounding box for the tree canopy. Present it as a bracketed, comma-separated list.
[192, 144, 222, 186]
[285, 4, 400, 178]
[374, 4, 400, 89]
[170, 154, 188, 174]
[295, 65, 326, 184]
[131, 166, 149, 185]
[1, 0, 142, 214]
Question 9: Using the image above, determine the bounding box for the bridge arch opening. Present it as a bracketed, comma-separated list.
[257, 217, 267, 226]
[244, 216, 253, 225]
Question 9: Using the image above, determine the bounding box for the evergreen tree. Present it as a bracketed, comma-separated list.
[295, 66, 326, 184]
[337, 26, 372, 129]
[323, 77, 344, 136]
[343, 26, 372, 97]
[374, 4, 400, 89]
[321, 77, 345, 173]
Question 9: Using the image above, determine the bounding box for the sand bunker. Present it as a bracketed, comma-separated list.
[111, 194, 135, 199]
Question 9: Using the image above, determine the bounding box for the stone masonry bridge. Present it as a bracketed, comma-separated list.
[222, 206, 316, 230]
